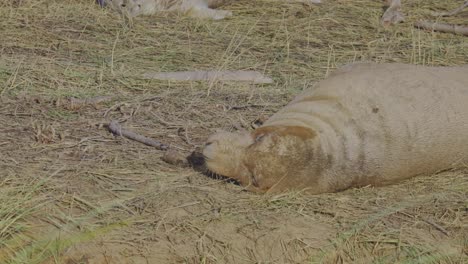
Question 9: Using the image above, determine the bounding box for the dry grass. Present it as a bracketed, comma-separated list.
[0, 0, 467, 263]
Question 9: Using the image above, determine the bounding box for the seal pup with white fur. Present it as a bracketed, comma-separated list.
[99, 0, 233, 20]
[98, 0, 323, 20]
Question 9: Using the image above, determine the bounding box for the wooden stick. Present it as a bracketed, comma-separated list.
[414, 20, 468, 36]
[142, 70, 273, 84]
[422, 218, 450, 236]
[107, 120, 169, 150]
[432, 1, 468, 17]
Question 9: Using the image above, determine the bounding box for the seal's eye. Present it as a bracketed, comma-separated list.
[205, 142, 213, 147]
[255, 134, 265, 142]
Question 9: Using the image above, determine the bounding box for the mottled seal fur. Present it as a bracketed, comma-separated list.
[202, 63, 468, 194]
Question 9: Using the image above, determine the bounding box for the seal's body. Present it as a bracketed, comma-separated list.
[104, 0, 233, 20]
[203, 63, 468, 194]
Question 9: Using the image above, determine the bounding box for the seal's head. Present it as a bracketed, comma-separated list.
[202, 126, 322, 193]
[202, 130, 253, 181]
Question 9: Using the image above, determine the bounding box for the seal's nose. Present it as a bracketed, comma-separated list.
[187, 151, 206, 168]
[96, 0, 106, 7]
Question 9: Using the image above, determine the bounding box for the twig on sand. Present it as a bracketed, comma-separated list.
[414, 20, 468, 36]
[107, 120, 169, 150]
[141, 70, 273, 84]
[432, 1, 468, 17]
[105, 121, 196, 167]
[422, 218, 450, 236]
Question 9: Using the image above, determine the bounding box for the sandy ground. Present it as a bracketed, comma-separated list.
[0, 0, 467, 263]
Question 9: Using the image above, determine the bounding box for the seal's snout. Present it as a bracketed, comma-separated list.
[202, 140, 218, 161]
[96, 0, 106, 8]
[187, 150, 206, 168]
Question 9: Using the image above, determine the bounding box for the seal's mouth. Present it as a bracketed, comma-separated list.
[187, 151, 241, 185]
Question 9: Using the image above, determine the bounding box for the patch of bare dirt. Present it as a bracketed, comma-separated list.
[62, 214, 334, 263]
